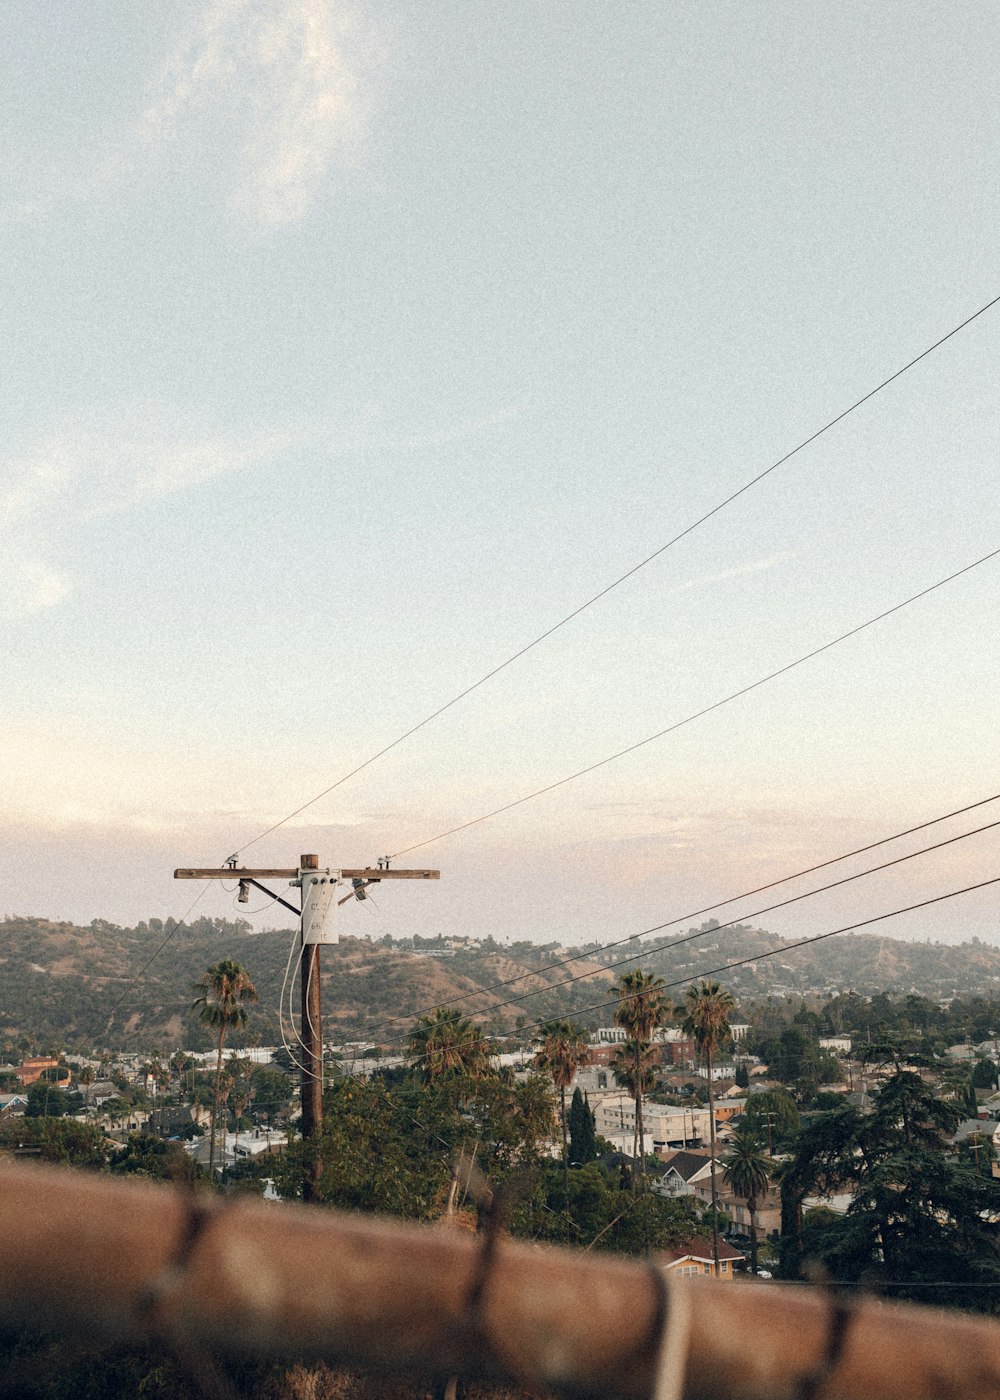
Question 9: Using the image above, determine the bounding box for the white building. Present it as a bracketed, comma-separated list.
[185, 1046, 278, 1066]
[185, 1127, 288, 1174]
[594, 1093, 712, 1154]
[590, 1026, 691, 1047]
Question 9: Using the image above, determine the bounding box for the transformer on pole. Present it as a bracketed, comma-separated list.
[175, 858, 440, 1199]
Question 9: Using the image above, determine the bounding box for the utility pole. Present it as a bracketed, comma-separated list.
[763, 1111, 775, 1157]
[175, 856, 439, 1200]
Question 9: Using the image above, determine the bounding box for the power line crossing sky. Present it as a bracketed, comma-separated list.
[1, 2, 998, 945]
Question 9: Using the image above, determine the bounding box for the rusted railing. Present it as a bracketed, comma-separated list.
[1, 1160, 999, 1399]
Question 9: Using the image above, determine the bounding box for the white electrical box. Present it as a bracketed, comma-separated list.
[299, 869, 339, 944]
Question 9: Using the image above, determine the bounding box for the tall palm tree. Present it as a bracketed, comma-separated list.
[192, 960, 258, 1178]
[407, 1007, 491, 1084]
[611, 1038, 660, 1169]
[722, 1126, 771, 1274]
[534, 1019, 590, 1208]
[682, 979, 735, 1273]
[614, 969, 669, 1184]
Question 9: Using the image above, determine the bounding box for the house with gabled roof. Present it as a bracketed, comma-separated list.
[651, 1148, 718, 1199]
[659, 1235, 745, 1279]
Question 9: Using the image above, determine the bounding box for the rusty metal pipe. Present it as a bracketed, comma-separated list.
[1, 1162, 1000, 1399]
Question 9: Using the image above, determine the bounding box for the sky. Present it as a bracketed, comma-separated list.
[2, 1, 999, 958]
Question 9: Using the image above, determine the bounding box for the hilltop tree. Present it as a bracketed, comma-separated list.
[191, 960, 258, 1179]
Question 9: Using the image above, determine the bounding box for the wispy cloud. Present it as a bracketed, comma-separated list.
[678, 551, 795, 592]
[141, 0, 373, 227]
[4, 559, 72, 617]
[1, 1, 375, 230]
[0, 409, 293, 619]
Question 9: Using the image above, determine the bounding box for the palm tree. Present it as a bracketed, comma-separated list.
[722, 1126, 771, 1274]
[682, 979, 735, 1274]
[611, 1038, 660, 1171]
[534, 1019, 590, 1207]
[407, 1007, 491, 1084]
[614, 970, 669, 1184]
[191, 959, 259, 1178]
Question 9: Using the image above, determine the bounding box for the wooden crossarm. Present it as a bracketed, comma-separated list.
[174, 867, 439, 880]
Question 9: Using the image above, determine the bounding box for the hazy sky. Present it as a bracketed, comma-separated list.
[2, 2, 999, 957]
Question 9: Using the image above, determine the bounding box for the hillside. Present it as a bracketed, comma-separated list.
[0, 916, 616, 1052]
[1, 912, 999, 1052]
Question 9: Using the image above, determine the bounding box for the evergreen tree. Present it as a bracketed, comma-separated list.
[24, 1082, 71, 1118]
[779, 1067, 1000, 1309]
[972, 1058, 999, 1091]
[568, 1086, 597, 1165]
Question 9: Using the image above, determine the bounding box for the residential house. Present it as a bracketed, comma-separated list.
[84, 1080, 120, 1108]
[953, 1118, 1000, 1172]
[185, 1127, 288, 1175]
[660, 1236, 745, 1279]
[712, 1096, 746, 1125]
[652, 1149, 718, 1200]
[655, 1148, 782, 1239]
[143, 1105, 198, 1139]
[723, 1182, 783, 1240]
[12, 1057, 60, 1087]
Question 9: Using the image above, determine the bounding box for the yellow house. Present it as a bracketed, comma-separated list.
[660, 1235, 745, 1280]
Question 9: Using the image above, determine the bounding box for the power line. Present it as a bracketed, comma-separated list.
[104, 885, 211, 1028]
[391, 545, 1000, 858]
[372, 813, 1000, 1046]
[115, 797, 999, 1051]
[777, 1281, 1000, 1289]
[535, 872, 1000, 1040]
[228, 293, 1000, 862]
[104, 880, 295, 1027]
[399, 873, 1000, 1067]
[357, 792, 1000, 1032]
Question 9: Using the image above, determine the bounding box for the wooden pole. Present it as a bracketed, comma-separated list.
[2, 1161, 1000, 1399]
[174, 856, 439, 1204]
[299, 853, 324, 1203]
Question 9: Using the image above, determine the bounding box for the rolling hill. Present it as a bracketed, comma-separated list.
[1, 911, 999, 1053]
